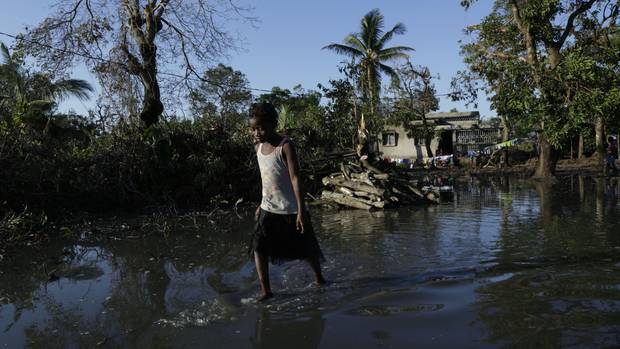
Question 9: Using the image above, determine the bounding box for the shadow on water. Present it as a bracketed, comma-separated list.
[2, 175, 620, 347]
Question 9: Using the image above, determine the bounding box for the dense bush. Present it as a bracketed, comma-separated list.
[0, 115, 260, 216]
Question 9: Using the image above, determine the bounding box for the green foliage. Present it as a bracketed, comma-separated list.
[258, 82, 357, 163]
[0, 114, 259, 213]
[189, 64, 252, 118]
[1, 37, 361, 229]
[455, 0, 620, 153]
[0, 207, 48, 247]
[385, 63, 440, 143]
[0, 41, 93, 129]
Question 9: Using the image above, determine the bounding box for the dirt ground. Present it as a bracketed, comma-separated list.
[419, 156, 615, 178]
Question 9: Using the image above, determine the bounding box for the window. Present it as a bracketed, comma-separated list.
[382, 132, 398, 147]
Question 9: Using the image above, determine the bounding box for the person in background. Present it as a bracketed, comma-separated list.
[607, 136, 618, 174]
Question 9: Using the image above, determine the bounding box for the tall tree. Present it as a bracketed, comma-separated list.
[387, 62, 439, 157]
[323, 9, 414, 116]
[458, 0, 619, 177]
[189, 64, 252, 118]
[18, 0, 253, 127]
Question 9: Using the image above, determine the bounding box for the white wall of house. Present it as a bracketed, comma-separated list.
[377, 111, 499, 162]
[379, 125, 439, 162]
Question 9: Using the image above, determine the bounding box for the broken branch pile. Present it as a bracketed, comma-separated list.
[319, 162, 441, 210]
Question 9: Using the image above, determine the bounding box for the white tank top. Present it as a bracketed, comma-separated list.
[257, 137, 298, 214]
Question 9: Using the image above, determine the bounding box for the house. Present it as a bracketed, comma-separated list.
[378, 111, 502, 163]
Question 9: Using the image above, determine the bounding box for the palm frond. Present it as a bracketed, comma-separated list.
[277, 104, 293, 131]
[343, 34, 367, 52]
[377, 22, 407, 48]
[378, 63, 398, 81]
[0, 42, 20, 84]
[50, 79, 94, 101]
[361, 9, 384, 50]
[378, 55, 410, 64]
[379, 63, 401, 98]
[322, 43, 364, 58]
[0, 42, 11, 65]
[379, 46, 415, 56]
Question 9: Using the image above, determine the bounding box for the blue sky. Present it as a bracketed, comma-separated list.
[0, 0, 496, 117]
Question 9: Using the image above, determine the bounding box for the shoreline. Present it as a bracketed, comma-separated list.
[406, 157, 614, 178]
[1, 158, 614, 253]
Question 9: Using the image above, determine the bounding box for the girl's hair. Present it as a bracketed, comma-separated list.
[250, 102, 278, 125]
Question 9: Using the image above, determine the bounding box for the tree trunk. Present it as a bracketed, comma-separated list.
[138, 43, 163, 127]
[534, 180, 554, 226]
[595, 116, 606, 173]
[500, 115, 510, 166]
[578, 132, 584, 159]
[366, 66, 375, 117]
[595, 177, 605, 223]
[534, 133, 559, 178]
[424, 134, 433, 158]
[125, 3, 164, 128]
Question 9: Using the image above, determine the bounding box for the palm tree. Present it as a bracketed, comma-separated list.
[323, 9, 414, 115]
[0, 42, 93, 127]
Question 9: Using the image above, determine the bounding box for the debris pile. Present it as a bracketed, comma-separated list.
[319, 163, 444, 210]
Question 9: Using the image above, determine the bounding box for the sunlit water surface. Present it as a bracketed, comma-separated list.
[2, 176, 620, 348]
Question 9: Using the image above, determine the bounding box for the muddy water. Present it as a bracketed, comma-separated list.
[2, 176, 620, 348]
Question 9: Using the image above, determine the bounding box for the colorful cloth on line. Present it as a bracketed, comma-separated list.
[481, 138, 520, 155]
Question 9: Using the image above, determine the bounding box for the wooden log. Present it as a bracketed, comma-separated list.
[350, 172, 369, 180]
[372, 173, 390, 180]
[348, 173, 375, 187]
[321, 190, 374, 210]
[390, 186, 419, 203]
[340, 162, 351, 180]
[352, 191, 381, 201]
[404, 184, 425, 199]
[360, 158, 386, 175]
[336, 187, 382, 202]
[425, 191, 440, 204]
[337, 187, 355, 196]
[337, 186, 381, 201]
[347, 161, 361, 168]
[322, 177, 385, 196]
[322, 190, 385, 209]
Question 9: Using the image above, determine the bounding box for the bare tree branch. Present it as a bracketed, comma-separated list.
[557, 0, 598, 48]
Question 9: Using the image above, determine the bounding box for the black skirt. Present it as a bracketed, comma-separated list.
[249, 209, 325, 264]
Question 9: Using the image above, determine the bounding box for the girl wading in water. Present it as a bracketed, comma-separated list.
[248, 102, 326, 301]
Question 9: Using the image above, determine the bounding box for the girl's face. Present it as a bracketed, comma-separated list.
[249, 117, 276, 143]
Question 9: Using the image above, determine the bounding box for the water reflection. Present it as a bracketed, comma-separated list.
[250, 310, 325, 349]
[475, 176, 620, 347]
[1, 176, 620, 347]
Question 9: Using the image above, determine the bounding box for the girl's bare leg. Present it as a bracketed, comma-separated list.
[254, 252, 273, 300]
[306, 257, 326, 285]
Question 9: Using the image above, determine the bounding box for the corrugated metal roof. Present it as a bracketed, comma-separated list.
[425, 111, 480, 120]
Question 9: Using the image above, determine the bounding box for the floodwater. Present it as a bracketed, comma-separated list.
[2, 176, 620, 348]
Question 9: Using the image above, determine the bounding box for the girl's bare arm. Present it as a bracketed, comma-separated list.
[283, 142, 307, 232]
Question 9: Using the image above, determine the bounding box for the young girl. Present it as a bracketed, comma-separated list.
[248, 102, 326, 301]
